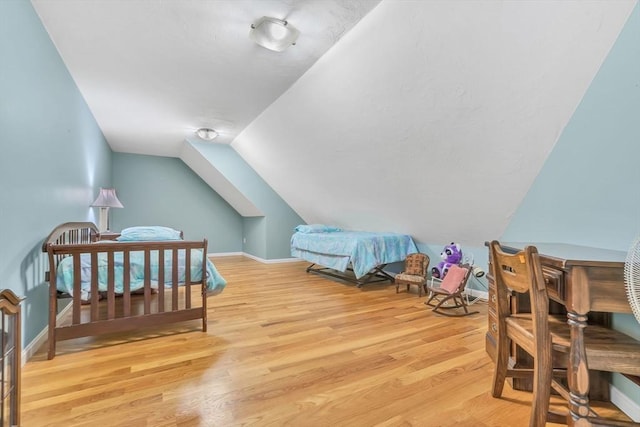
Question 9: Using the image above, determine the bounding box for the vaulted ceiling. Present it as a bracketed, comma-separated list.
[31, 0, 637, 247]
[31, 0, 381, 156]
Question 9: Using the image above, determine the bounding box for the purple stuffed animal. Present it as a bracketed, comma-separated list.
[431, 242, 463, 279]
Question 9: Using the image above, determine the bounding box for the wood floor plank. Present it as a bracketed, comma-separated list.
[21, 256, 632, 426]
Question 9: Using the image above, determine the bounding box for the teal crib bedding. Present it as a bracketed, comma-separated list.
[56, 248, 227, 301]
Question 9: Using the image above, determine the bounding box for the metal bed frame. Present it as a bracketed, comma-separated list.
[305, 263, 395, 287]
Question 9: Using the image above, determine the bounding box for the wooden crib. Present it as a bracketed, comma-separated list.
[42, 222, 211, 359]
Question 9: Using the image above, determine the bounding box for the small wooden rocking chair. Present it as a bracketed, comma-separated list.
[425, 263, 478, 316]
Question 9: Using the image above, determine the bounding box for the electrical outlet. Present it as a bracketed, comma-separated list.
[243, 237, 246, 244]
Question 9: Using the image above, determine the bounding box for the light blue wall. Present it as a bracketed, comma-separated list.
[503, 3, 640, 406]
[0, 0, 112, 344]
[112, 153, 243, 253]
[503, 6, 640, 250]
[192, 142, 305, 259]
[243, 217, 267, 259]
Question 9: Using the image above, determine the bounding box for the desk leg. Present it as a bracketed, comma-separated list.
[567, 311, 591, 427]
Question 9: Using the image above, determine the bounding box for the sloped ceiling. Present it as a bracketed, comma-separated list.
[31, 0, 382, 156]
[232, 0, 637, 247]
[31, 0, 637, 248]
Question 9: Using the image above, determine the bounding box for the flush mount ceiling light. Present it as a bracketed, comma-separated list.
[196, 128, 218, 141]
[249, 16, 299, 52]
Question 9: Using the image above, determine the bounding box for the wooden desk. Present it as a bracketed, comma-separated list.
[485, 242, 633, 425]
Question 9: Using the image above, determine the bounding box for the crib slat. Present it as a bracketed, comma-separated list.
[172, 248, 179, 311]
[90, 252, 99, 321]
[123, 249, 131, 318]
[158, 249, 165, 313]
[144, 250, 151, 315]
[72, 255, 81, 325]
[185, 248, 191, 309]
[201, 239, 208, 332]
[107, 252, 115, 320]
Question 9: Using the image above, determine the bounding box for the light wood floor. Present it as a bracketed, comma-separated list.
[21, 256, 630, 426]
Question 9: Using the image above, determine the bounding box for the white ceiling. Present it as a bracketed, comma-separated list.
[31, 0, 637, 248]
[31, 0, 382, 157]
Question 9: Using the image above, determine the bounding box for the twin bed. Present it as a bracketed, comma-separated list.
[42, 222, 226, 359]
[291, 224, 418, 287]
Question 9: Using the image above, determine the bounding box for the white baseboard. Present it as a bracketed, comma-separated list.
[207, 251, 243, 257]
[23, 330, 46, 365]
[23, 301, 73, 364]
[241, 253, 303, 264]
[611, 384, 640, 422]
[466, 288, 488, 301]
[208, 251, 302, 264]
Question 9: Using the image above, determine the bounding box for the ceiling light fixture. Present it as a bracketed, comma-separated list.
[196, 128, 218, 141]
[249, 16, 299, 52]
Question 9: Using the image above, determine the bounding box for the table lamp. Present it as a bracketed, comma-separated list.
[91, 188, 123, 232]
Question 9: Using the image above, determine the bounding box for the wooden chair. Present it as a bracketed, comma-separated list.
[489, 240, 640, 427]
[425, 263, 478, 316]
[395, 253, 430, 296]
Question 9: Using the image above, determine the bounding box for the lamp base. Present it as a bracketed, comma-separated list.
[97, 207, 110, 232]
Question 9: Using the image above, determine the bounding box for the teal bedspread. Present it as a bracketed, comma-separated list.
[56, 249, 226, 301]
[291, 230, 418, 278]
